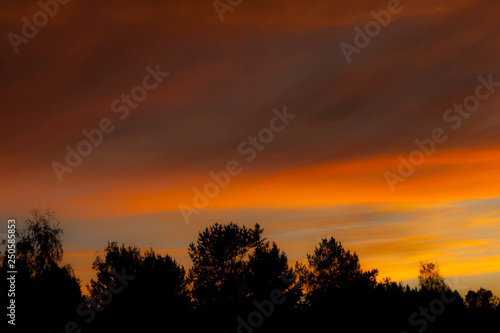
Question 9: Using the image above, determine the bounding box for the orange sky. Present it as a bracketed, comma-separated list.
[1, 0, 500, 297]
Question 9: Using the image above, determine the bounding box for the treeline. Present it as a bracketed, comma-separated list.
[1, 209, 499, 332]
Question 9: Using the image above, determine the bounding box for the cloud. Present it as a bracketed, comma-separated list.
[53, 197, 500, 294]
[2, 0, 500, 298]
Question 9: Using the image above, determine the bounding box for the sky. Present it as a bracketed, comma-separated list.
[1, 0, 500, 297]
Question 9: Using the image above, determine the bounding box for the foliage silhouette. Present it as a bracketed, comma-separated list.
[2, 211, 500, 333]
[248, 240, 289, 298]
[187, 222, 264, 310]
[16, 208, 64, 277]
[418, 261, 448, 293]
[1, 208, 82, 332]
[85, 242, 189, 332]
[300, 237, 378, 295]
[466, 288, 500, 311]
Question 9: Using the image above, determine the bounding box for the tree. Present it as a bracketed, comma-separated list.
[16, 207, 64, 277]
[465, 288, 500, 311]
[187, 222, 264, 309]
[291, 237, 379, 332]
[248, 241, 289, 299]
[87, 242, 189, 332]
[418, 262, 447, 293]
[0, 208, 82, 332]
[299, 237, 378, 298]
[88, 242, 143, 302]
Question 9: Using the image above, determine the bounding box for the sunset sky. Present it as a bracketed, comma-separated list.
[1, 0, 500, 297]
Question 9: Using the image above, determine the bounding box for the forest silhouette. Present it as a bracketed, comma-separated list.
[1, 208, 499, 332]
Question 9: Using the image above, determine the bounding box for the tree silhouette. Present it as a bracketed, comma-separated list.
[299, 237, 378, 297]
[86, 242, 189, 332]
[1, 208, 82, 332]
[3, 211, 500, 333]
[418, 261, 447, 293]
[187, 222, 264, 310]
[465, 288, 500, 311]
[16, 207, 64, 277]
[88, 242, 142, 302]
[247, 241, 289, 298]
[291, 237, 380, 332]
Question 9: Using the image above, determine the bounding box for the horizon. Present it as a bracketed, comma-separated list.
[6, 207, 500, 298]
